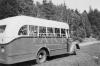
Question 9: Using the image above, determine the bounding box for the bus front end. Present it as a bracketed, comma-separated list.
[0, 25, 7, 64]
[0, 43, 7, 64]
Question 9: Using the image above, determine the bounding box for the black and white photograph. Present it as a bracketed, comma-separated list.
[0, 0, 100, 66]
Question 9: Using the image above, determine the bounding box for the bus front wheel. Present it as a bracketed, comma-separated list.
[70, 44, 77, 55]
[36, 49, 47, 64]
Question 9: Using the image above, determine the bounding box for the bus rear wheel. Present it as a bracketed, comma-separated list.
[36, 49, 47, 64]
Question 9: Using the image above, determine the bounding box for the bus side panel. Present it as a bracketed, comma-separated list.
[6, 37, 46, 64]
[46, 38, 68, 56]
[3, 37, 68, 64]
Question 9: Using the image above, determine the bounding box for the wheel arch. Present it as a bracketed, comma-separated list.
[76, 44, 80, 49]
[69, 43, 80, 53]
[37, 47, 50, 57]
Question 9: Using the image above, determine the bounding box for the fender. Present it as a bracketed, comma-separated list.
[36, 46, 50, 56]
[76, 43, 80, 49]
[69, 41, 80, 53]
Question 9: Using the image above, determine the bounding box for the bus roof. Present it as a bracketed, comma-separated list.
[0, 15, 69, 29]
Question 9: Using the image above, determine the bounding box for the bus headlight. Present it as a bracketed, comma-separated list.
[1, 48, 5, 53]
[1, 46, 5, 53]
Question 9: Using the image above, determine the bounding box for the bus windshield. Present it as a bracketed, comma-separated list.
[0, 25, 6, 33]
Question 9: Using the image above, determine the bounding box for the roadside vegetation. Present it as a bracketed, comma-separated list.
[0, 0, 100, 41]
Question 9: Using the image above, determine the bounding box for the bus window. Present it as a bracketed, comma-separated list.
[55, 28, 60, 37]
[39, 26, 46, 37]
[29, 25, 38, 37]
[61, 29, 66, 37]
[47, 27, 54, 37]
[0, 25, 6, 33]
[18, 25, 28, 35]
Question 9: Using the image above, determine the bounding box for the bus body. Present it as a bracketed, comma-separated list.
[0, 15, 79, 64]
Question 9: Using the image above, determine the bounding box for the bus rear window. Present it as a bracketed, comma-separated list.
[0, 25, 6, 33]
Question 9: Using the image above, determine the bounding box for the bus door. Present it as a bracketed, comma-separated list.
[61, 29, 69, 52]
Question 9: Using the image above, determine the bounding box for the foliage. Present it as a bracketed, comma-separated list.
[0, 0, 18, 19]
[0, 0, 98, 40]
[81, 11, 92, 37]
[0, 0, 36, 19]
[17, 0, 36, 16]
[88, 8, 100, 39]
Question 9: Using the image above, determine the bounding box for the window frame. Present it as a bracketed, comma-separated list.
[29, 25, 38, 37]
[18, 25, 28, 36]
[0, 25, 6, 33]
[47, 27, 54, 38]
[39, 26, 46, 38]
[61, 29, 66, 37]
[54, 28, 60, 38]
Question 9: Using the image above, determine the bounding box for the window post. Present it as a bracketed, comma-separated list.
[27, 25, 29, 36]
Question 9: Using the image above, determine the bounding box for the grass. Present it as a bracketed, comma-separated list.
[80, 43, 100, 65]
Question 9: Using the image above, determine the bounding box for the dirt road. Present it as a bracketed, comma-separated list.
[80, 43, 100, 65]
[32, 41, 100, 66]
[9, 51, 96, 66]
[33, 52, 97, 66]
[11, 46, 98, 66]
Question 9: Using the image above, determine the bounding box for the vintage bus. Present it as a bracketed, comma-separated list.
[0, 15, 80, 64]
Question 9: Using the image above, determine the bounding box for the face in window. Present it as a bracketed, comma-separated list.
[61, 29, 65, 34]
[61, 29, 66, 37]
[39, 26, 46, 33]
[55, 28, 60, 33]
[47, 27, 53, 33]
[55, 28, 60, 37]
[18, 25, 28, 35]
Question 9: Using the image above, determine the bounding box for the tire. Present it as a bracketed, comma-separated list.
[70, 45, 77, 55]
[36, 49, 47, 64]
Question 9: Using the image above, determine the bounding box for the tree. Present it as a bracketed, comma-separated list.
[17, 0, 35, 16]
[53, 3, 68, 22]
[0, 0, 18, 19]
[81, 10, 92, 37]
[88, 8, 100, 38]
[0, 0, 36, 19]
[39, 0, 55, 19]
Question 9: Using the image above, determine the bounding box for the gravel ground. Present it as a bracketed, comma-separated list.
[80, 43, 100, 66]
[8, 51, 97, 66]
[33, 51, 97, 66]
[0, 51, 95, 66]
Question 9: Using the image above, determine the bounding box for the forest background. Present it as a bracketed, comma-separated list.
[0, 0, 100, 41]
